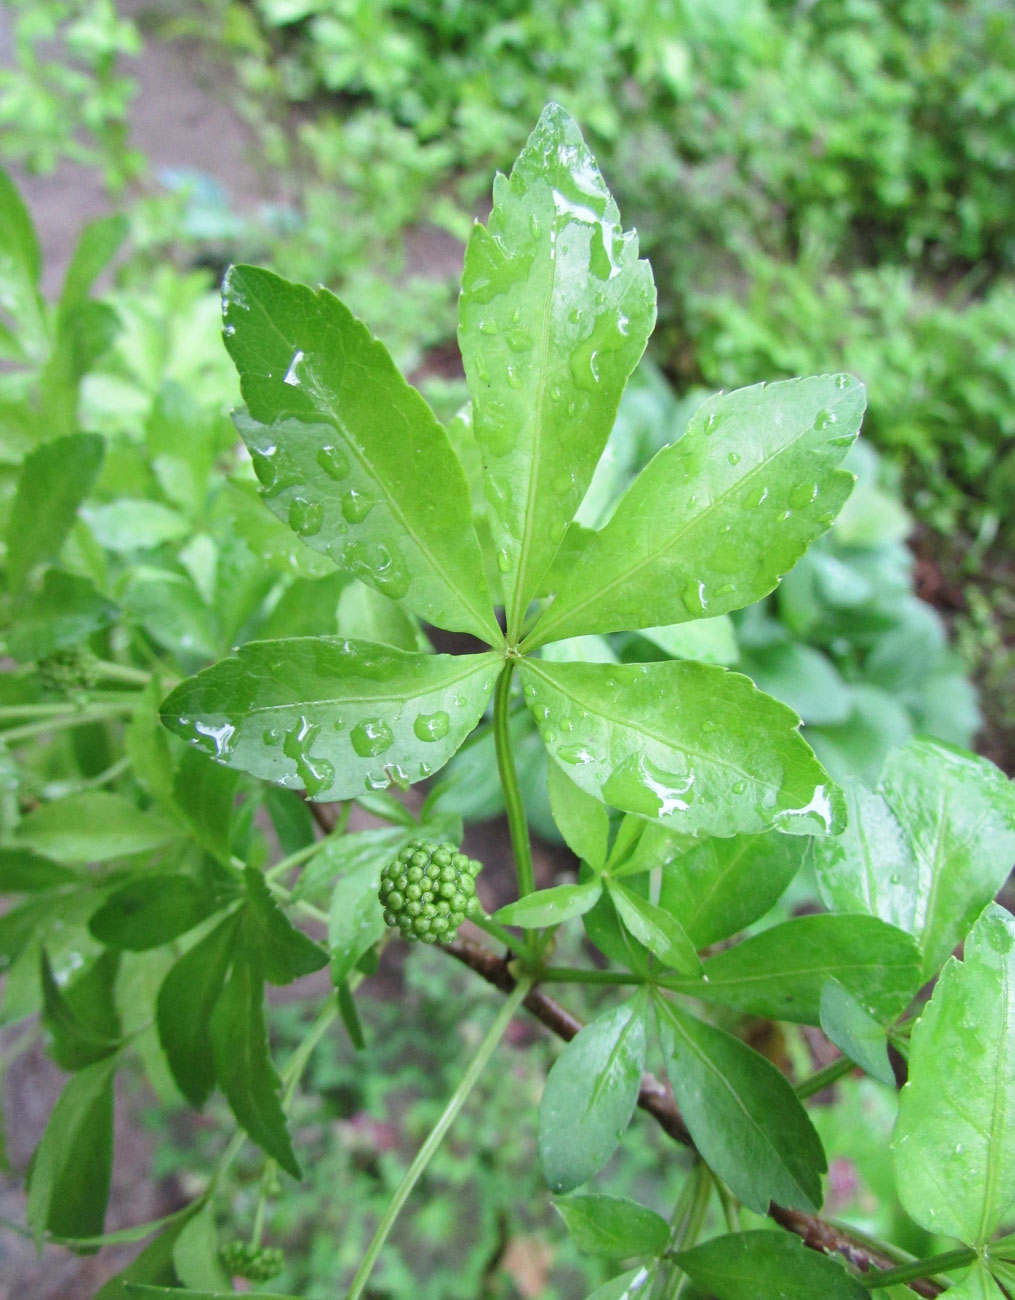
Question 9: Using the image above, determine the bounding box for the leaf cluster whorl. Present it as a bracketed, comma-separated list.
[379, 840, 481, 943]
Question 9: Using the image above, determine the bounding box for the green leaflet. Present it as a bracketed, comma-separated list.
[242, 869, 328, 985]
[674, 1231, 869, 1300]
[940, 1263, 1007, 1300]
[328, 856, 387, 986]
[657, 830, 807, 948]
[6, 568, 118, 663]
[519, 658, 843, 837]
[161, 639, 499, 800]
[495, 879, 603, 928]
[813, 740, 1015, 979]
[523, 374, 865, 649]
[607, 879, 702, 977]
[893, 904, 1015, 1247]
[679, 914, 922, 1025]
[655, 997, 826, 1213]
[209, 954, 301, 1178]
[539, 990, 648, 1193]
[819, 981, 895, 1086]
[6, 433, 105, 595]
[459, 102, 655, 641]
[26, 1055, 117, 1247]
[554, 1193, 669, 1258]
[14, 791, 182, 863]
[547, 759, 610, 870]
[89, 874, 216, 952]
[223, 265, 500, 645]
[0, 163, 46, 360]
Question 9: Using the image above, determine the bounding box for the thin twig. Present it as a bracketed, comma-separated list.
[441, 935, 944, 1298]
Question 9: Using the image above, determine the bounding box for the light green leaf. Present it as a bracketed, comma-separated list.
[0, 164, 46, 360]
[171, 1204, 231, 1292]
[879, 740, 1015, 979]
[583, 1267, 654, 1300]
[26, 1056, 116, 1247]
[943, 1262, 1007, 1300]
[893, 905, 1015, 1246]
[14, 792, 181, 863]
[739, 640, 851, 726]
[547, 759, 610, 870]
[819, 981, 894, 1086]
[554, 1193, 669, 1258]
[607, 880, 702, 976]
[82, 500, 191, 552]
[161, 639, 499, 800]
[127, 1288, 304, 1299]
[539, 990, 648, 1192]
[336, 578, 429, 652]
[224, 478, 335, 579]
[524, 374, 864, 648]
[93, 1210, 201, 1299]
[459, 102, 655, 640]
[210, 955, 300, 1178]
[328, 857, 387, 986]
[60, 213, 128, 317]
[495, 879, 603, 928]
[658, 831, 806, 948]
[6, 568, 118, 663]
[680, 915, 921, 1025]
[224, 265, 500, 645]
[7, 433, 105, 594]
[294, 825, 406, 902]
[674, 1230, 869, 1299]
[518, 658, 843, 837]
[635, 616, 739, 666]
[655, 997, 826, 1212]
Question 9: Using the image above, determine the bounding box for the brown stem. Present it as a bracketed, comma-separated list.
[441, 936, 943, 1298]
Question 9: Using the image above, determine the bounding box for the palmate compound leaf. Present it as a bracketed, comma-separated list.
[522, 374, 865, 651]
[518, 658, 844, 838]
[893, 905, 1015, 1247]
[459, 102, 656, 642]
[160, 639, 500, 800]
[223, 265, 501, 647]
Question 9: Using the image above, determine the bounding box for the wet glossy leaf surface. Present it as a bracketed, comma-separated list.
[161, 639, 499, 800]
[655, 997, 826, 1212]
[224, 266, 500, 644]
[547, 759, 610, 870]
[525, 374, 864, 647]
[674, 1230, 869, 1299]
[519, 658, 843, 837]
[539, 991, 648, 1192]
[893, 904, 1015, 1246]
[459, 102, 655, 638]
[658, 830, 807, 948]
[814, 740, 1015, 979]
[679, 914, 922, 1025]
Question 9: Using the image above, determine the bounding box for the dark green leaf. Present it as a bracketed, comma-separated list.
[0, 847, 78, 892]
[524, 375, 863, 647]
[655, 997, 825, 1212]
[658, 831, 806, 947]
[41, 948, 121, 1070]
[92, 1210, 199, 1300]
[26, 1056, 116, 1246]
[819, 981, 894, 1086]
[539, 990, 648, 1192]
[683, 915, 921, 1025]
[894, 905, 1015, 1246]
[519, 658, 843, 837]
[7, 569, 118, 663]
[459, 102, 655, 639]
[555, 1193, 669, 1258]
[224, 265, 499, 644]
[337, 981, 366, 1051]
[495, 879, 603, 928]
[15, 792, 181, 864]
[161, 638, 499, 800]
[157, 912, 242, 1108]
[674, 1230, 869, 1299]
[210, 954, 300, 1176]
[7, 434, 105, 595]
[264, 787, 316, 858]
[60, 213, 128, 317]
[607, 880, 701, 976]
[243, 868, 327, 984]
[89, 874, 215, 952]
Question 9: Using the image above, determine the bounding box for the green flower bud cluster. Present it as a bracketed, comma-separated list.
[38, 648, 98, 699]
[220, 1239, 284, 1281]
[379, 840, 482, 943]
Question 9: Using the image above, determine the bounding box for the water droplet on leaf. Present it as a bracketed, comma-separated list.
[350, 719, 395, 757]
[414, 711, 451, 742]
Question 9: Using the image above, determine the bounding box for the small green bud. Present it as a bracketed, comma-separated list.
[378, 840, 483, 943]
